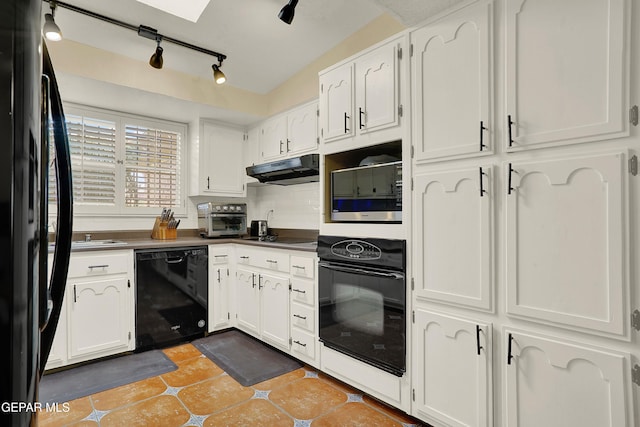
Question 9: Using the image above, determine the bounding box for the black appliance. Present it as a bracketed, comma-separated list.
[135, 247, 208, 352]
[318, 235, 406, 376]
[246, 153, 319, 185]
[1, 1, 73, 424]
[331, 161, 402, 222]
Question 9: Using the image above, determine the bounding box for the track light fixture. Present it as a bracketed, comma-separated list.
[41, 0, 228, 84]
[278, 0, 299, 25]
[43, 1, 63, 41]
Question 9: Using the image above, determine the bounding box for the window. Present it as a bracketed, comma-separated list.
[49, 104, 187, 216]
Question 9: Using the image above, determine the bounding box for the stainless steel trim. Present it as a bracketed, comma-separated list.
[330, 211, 402, 222]
[318, 262, 404, 280]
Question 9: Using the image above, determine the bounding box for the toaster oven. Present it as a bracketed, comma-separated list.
[197, 203, 247, 238]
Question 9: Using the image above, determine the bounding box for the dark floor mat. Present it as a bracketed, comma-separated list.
[39, 350, 177, 404]
[193, 330, 303, 387]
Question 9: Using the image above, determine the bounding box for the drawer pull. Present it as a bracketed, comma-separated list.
[293, 314, 307, 320]
[266, 259, 278, 264]
[293, 340, 307, 347]
[291, 288, 306, 294]
[214, 255, 228, 258]
[291, 265, 306, 269]
[240, 256, 249, 260]
[88, 264, 109, 270]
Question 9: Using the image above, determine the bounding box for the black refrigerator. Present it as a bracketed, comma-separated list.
[0, 0, 73, 425]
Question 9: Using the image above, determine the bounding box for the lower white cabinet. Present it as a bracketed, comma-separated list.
[413, 309, 492, 427]
[208, 246, 231, 332]
[45, 250, 134, 369]
[289, 254, 318, 367]
[504, 328, 633, 427]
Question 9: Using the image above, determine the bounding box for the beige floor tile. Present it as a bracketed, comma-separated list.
[163, 343, 202, 363]
[203, 398, 294, 427]
[37, 396, 93, 427]
[99, 394, 189, 427]
[161, 355, 224, 387]
[178, 374, 254, 415]
[91, 376, 167, 411]
[252, 368, 306, 391]
[268, 377, 347, 420]
[313, 402, 402, 427]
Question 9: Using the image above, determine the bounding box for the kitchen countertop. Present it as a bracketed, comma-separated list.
[48, 233, 318, 254]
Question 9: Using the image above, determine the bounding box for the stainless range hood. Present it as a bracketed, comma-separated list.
[246, 153, 319, 185]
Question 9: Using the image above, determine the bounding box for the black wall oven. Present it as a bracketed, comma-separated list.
[318, 235, 406, 376]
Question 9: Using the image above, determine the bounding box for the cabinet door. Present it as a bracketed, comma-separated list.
[414, 166, 493, 310]
[244, 126, 260, 184]
[259, 272, 290, 351]
[261, 115, 287, 161]
[67, 277, 130, 360]
[319, 64, 354, 143]
[235, 268, 260, 335]
[355, 39, 399, 134]
[505, 0, 627, 149]
[287, 102, 318, 155]
[412, 1, 492, 161]
[504, 329, 633, 427]
[414, 310, 492, 427]
[209, 264, 230, 332]
[506, 152, 627, 336]
[201, 122, 245, 195]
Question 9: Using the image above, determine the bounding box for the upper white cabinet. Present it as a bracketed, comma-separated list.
[506, 152, 628, 337]
[411, 1, 492, 162]
[319, 36, 403, 146]
[244, 125, 260, 184]
[505, 0, 628, 150]
[193, 121, 246, 197]
[260, 101, 318, 162]
[504, 329, 634, 427]
[413, 166, 493, 311]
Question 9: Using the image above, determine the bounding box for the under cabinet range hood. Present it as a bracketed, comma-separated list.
[246, 153, 320, 185]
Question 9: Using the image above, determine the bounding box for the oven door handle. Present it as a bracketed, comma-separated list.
[318, 262, 404, 280]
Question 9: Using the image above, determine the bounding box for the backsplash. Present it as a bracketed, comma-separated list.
[246, 182, 319, 230]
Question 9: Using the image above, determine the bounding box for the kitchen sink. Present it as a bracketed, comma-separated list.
[49, 239, 129, 250]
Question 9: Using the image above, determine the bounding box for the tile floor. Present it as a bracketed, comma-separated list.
[38, 343, 425, 427]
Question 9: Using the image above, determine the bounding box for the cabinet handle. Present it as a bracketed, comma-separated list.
[217, 269, 221, 283]
[291, 288, 306, 294]
[258, 274, 263, 290]
[73, 284, 77, 303]
[279, 140, 284, 154]
[476, 325, 483, 356]
[240, 256, 249, 260]
[480, 121, 487, 151]
[291, 265, 306, 270]
[293, 340, 306, 347]
[293, 314, 307, 320]
[207, 176, 210, 190]
[479, 167, 487, 197]
[344, 112, 350, 133]
[286, 139, 290, 152]
[214, 255, 227, 258]
[251, 273, 256, 288]
[507, 333, 514, 365]
[507, 115, 514, 147]
[266, 259, 278, 264]
[359, 107, 365, 129]
[507, 163, 516, 195]
[88, 264, 109, 270]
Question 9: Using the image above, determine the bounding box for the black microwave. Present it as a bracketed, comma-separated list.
[331, 161, 402, 222]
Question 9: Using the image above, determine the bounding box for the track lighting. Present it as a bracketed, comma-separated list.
[43, 1, 63, 41]
[212, 63, 226, 85]
[42, 0, 228, 84]
[278, 0, 299, 25]
[149, 39, 163, 69]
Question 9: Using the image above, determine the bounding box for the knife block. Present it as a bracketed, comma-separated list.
[151, 217, 177, 240]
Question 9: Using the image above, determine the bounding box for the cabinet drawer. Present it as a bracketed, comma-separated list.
[290, 255, 315, 279]
[67, 251, 131, 278]
[291, 302, 315, 333]
[290, 278, 315, 307]
[291, 329, 316, 360]
[236, 246, 289, 273]
[209, 244, 231, 264]
[210, 253, 230, 265]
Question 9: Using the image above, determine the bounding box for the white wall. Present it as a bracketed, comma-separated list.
[246, 182, 320, 230]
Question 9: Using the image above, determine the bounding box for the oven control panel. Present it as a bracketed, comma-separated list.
[331, 240, 381, 260]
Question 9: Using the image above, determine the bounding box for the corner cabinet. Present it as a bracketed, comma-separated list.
[319, 35, 404, 149]
[192, 121, 246, 197]
[260, 101, 318, 162]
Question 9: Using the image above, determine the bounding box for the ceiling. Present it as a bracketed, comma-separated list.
[45, 0, 464, 95]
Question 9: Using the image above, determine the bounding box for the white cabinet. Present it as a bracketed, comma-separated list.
[289, 254, 318, 367]
[244, 125, 260, 184]
[235, 247, 291, 352]
[411, 1, 492, 162]
[413, 310, 492, 427]
[260, 101, 318, 162]
[504, 328, 633, 427]
[193, 121, 246, 196]
[208, 246, 231, 332]
[65, 250, 134, 364]
[506, 152, 627, 337]
[319, 37, 402, 145]
[505, 0, 628, 150]
[413, 166, 493, 311]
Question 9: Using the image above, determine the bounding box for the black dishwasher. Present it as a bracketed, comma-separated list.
[135, 247, 208, 352]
